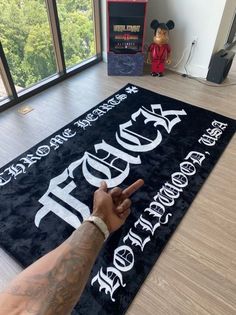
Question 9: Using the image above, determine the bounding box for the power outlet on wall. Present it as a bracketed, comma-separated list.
[192, 37, 198, 45]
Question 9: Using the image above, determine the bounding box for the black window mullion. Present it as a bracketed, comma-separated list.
[0, 42, 17, 100]
[45, 0, 66, 75]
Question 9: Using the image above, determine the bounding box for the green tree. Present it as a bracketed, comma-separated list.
[0, 0, 96, 88]
[57, 0, 95, 68]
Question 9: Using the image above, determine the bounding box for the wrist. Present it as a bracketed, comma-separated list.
[84, 215, 110, 240]
[92, 210, 111, 233]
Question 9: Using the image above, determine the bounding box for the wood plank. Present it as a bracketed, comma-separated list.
[0, 60, 235, 314]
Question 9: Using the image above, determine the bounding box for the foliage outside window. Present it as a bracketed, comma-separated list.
[0, 0, 57, 90]
[0, 75, 8, 101]
[0, 0, 96, 92]
[57, 0, 96, 68]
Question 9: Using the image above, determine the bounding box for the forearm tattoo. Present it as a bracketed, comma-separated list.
[1, 222, 103, 315]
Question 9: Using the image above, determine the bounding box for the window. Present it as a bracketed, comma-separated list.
[226, 12, 236, 47]
[0, 75, 8, 102]
[0, 0, 57, 91]
[0, 0, 101, 111]
[57, 0, 96, 68]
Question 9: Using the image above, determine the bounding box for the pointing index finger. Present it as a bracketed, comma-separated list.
[99, 181, 108, 192]
[122, 179, 144, 197]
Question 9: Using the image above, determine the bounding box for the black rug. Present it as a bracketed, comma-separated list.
[0, 84, 235, 314]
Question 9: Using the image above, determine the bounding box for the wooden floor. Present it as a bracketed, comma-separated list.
[0, 60, 235, 315]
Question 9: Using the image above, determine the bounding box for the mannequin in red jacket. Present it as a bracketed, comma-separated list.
[147, 19, 175, 77]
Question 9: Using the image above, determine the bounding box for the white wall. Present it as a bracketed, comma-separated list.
[101, 0, 228, 78]
[146, 0, 227, 77]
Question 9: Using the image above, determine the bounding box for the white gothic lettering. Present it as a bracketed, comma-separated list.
[198, 120, 228, 146]
[91, 149, 208, 301]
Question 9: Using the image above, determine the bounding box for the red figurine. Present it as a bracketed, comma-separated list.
[147, 19, 175, 77]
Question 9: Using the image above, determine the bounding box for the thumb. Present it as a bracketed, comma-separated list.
[99, 180, 108, 192]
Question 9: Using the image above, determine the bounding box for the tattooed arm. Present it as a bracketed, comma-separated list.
[0, 179, 144, 315]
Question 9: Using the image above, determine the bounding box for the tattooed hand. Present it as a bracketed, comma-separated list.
[92, 179, 144, 233]
[0, 179, 144, 315]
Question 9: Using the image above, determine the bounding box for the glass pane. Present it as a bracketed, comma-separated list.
[0, 0, 57, 91]
[0, 75, 8, 101]
[57, 0, 96, 68]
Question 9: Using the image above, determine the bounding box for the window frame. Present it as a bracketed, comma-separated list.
[0, 0, 102, 113]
